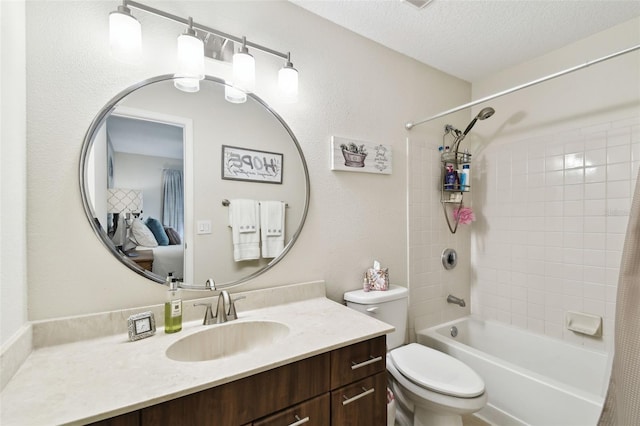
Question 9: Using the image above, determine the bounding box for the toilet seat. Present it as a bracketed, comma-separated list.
[389, 343, 485, 398]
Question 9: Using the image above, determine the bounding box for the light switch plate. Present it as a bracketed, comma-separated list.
[197, 220, 212, 234]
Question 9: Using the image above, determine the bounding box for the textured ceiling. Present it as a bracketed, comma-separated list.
[291, 0, 640, 82]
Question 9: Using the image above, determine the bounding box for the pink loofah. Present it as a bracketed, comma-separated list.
[453, 206, 475, 225]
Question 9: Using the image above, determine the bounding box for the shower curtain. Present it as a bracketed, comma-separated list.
[162, 169, 184, 238]
[599, 169, 640, 425]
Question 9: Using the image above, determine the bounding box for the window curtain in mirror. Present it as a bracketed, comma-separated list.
[162, 169, 184, 238]
[599, 168, 640, 425]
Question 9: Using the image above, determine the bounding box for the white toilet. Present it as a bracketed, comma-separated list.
[344, 286, 487, 426]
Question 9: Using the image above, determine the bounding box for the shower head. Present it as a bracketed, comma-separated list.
[478, 107, 495, 120]
[462, 107, 495, 136]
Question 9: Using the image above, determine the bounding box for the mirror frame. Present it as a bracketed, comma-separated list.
[79, 74, 310, 288]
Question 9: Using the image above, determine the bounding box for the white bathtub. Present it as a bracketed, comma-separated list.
[417, 316, 609, 426]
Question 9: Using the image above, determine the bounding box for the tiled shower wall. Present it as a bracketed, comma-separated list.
[408, 138, 472, 341]
[471, 116, 640, 351]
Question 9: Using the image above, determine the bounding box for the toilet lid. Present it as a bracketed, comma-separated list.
[389, 343, 485, 398]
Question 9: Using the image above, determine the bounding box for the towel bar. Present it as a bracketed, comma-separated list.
[222, 199, 288, 207]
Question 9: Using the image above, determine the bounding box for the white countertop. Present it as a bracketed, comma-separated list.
[1, 296, 393, 425]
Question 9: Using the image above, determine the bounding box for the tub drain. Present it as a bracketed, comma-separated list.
[450, 326, 458, 337]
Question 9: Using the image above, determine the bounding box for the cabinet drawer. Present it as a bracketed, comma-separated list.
[330, 372, 387, 426]
[330, 336, 386, 389]
[254, 393, 330, 426]
[141, 353, 330, 425]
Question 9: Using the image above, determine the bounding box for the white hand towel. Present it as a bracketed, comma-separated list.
[229, 199, 260, 261]
[260, 201, 285, 258]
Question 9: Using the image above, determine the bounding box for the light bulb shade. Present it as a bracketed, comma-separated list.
[109, 10, 142, 64]
[232, 51, 255, 92]
[107, 189, 143, 214]
[176, 33, 205, 80]
[174, 77, 200, 93]
[224, 83, 247, 104]
[278, 65, 298, 103]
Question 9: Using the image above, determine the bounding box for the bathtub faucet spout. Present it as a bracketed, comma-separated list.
[447, 294, 466, 307]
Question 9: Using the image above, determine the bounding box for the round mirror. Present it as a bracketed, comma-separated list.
[80, 75, 309, 289]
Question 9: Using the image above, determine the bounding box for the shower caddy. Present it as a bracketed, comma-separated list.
[440, 124, 471, 234]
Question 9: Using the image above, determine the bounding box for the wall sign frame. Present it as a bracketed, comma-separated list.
[330, 136, 392, 175]
[222, 145, 283, 184]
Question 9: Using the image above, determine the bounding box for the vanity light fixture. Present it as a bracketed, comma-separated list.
[174, 17, 205, 93]
[108, 2, 142, 64]
[225, 84, 247, 104]
[278, 53, 299, 104]
[107, 0, 299, 102]
[232, 37, 255, 93]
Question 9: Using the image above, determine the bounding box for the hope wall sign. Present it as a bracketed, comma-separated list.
[221, 145, 284, 184]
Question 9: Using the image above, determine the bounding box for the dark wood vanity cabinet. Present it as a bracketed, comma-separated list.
[141, 353, 329, 425]
[253, 393, 330, 426]
[89, 336, 386, 426]
[329, 336, 387, 426]
[331, 372, 387, 425]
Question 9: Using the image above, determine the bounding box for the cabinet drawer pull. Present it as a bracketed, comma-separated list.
[351, 355, 383, 370]
[342, 387, 375, 406]
[288, 415, 310, 426]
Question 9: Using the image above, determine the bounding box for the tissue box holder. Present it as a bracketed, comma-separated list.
[364, 268, 389, 291]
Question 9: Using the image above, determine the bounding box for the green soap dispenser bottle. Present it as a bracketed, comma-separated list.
[164, 273, 182, 333]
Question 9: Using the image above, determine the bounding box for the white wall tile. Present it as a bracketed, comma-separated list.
[546, 170, 564, 186]
[585, 166, 606, 183]
[607, 145, 630, 164]
[607, 163, 630, 181]
[467, 118, 638, 347]
[585, 149, 607, 166]
[565, 153, 584, 169]
[607, 128, 631, 147]
[546, 155, 564, 171]
[584, 216, 606, 233]
[583, 266, 606, 285]
[584, 182, 606, 199]
[607, 181, 631, 199]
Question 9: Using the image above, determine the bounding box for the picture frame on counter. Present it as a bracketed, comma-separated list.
[127, 311, 156, 341]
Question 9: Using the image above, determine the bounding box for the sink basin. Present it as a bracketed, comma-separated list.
[166, 320, 290, 362]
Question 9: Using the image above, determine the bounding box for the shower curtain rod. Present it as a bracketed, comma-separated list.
[405, 43, 640, 130]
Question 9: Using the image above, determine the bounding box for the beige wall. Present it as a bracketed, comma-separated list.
[1, 0, 28, 346]
[24, 1, 469, 320]
[469, 17, 640, 351]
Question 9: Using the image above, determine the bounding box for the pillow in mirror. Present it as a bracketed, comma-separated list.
[164, 226, 181, 245]
[130, 219, 158, 247]
[145, 217, 169, 246]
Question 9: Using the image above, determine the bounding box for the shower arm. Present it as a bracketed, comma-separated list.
[443, 126, 466, 159]
[405, 43, 640, 130]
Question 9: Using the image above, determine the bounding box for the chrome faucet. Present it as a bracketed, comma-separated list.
[447, 294, 466, 307]
[195, 290, 245, 325]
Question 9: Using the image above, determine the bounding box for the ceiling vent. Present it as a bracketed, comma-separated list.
[403, 0, 434, 10]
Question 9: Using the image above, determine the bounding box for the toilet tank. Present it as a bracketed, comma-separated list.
[344, 285, 408, 350]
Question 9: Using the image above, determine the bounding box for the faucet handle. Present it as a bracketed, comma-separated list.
[227, 296, 246, 320]
[194, 303, 215, 325]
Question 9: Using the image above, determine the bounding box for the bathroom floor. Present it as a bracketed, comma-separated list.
[462, 414, 491, 426]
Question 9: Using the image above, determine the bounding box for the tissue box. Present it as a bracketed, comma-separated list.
[364, 268, 389, 291]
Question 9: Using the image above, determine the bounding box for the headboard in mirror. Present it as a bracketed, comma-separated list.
[80, 75, 309, 289]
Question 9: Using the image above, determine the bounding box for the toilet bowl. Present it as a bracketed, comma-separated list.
[344, 286, 486, 426]
[387, 344, 487, 426]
